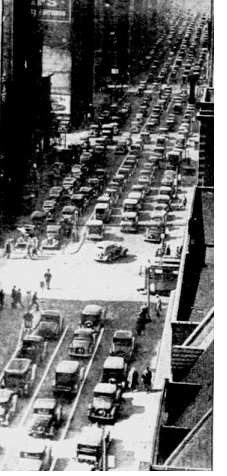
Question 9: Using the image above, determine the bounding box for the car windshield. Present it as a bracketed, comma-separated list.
[88, 225, 102, 234]
[20, 452, 42, 459]
[34, 408, 51, 414]
[93, 396, 112, 409]
[113, 338, 131, 347]
[102, 369, 121, 382]
[41, 315, 59, 323]
[4, 375, 23, 387]
[56, 372, 74, 384]
[74, 332, 92, 340]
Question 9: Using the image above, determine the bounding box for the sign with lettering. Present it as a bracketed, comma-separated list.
[51, 94, 70, 114]
[31, 0, 71, 23]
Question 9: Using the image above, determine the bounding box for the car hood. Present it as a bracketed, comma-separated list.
[71, 339, 91, 350]
[30, 414, 52, 431]
[18, 458, 43, 471]
[38, 321, 58, 337]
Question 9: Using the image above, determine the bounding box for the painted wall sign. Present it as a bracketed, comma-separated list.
[31, 0, 71, 23]
[51, 94, 70, 114]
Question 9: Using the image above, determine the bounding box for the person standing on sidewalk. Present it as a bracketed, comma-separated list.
[142, 367, 152, 393]
[16, 289, 24, 309]
[0, 289, 5, 309]
[44, 269, 52, 290]
[155, 294, 162, 317]
[31, 292, 39, 311]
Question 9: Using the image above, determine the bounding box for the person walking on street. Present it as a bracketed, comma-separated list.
[155, 294, 162, 317]
[131, 368, 139, 391]
[16, 289, 24, 309]
[142, 366, 152, 393]
[11, 286, 17, 308]
[44, 269, 52, 290]
[0, 289, 5, 309]
[31, 292, 39, 311]
[166, 245, 171, 256]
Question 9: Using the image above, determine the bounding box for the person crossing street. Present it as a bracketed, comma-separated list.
[44, 269, 52, 290]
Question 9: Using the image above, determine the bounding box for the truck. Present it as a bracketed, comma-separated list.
[65, 426, 111, 471]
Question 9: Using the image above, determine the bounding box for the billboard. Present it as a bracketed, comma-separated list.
[32, 0, 71, 23]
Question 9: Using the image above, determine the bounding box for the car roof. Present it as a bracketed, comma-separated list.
[78, 426, 103, 447]
[82, 304, 103, 316]
[122, 211, 138, 218]
[103, 356, 125, 369]
[74, 328, 94, 336]
[128, 192, 142, 200]
[62, 206, 76, 213]
[42, 310, 61, 317]
[87, 219, 103, 226]
[94, 382, 117, 395]
[20, 439, 47, 453]
[113, 330, 133, 339]
[33, 398, 56, 410]
[23, 335, 43, 343]
[6, 358, 31, 374]
[95, 203, 109, 210]
[56, 360, 80, 373]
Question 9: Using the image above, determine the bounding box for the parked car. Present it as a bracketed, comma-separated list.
[109, 330, 135, 363]
[87, 219, 104, 241]
[120, 211, 138, 233]
[36, 310, 64, 340]
[53, 360, 84, 397]
[80, 304, 106, 332]
[95, 241, 128, 262]
[88, 382, 121, 424]
[42, 199, 57, 215]
[101, 356, 128, 391]
[2, 358, 36, 397]
[18, 440, 52, 471]
[48, 186, 63, 201]
[28, 398, 63, 438]
[69, 328, 96, 358]
[0, 389, 18, 426]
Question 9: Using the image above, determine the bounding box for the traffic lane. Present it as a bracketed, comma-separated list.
[55, 298, 168, 471]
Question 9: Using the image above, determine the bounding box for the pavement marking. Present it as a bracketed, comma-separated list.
[0, 325, 69, 471]
[49, 326, 104, 471]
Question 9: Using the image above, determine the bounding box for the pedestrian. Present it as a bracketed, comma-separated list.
[31, 292, 39, 311]
[3, 240, 11, 259]
[0, 289, 5, 309]
[166, 245, 171, 256]
[141, 366, 152, 393]
[183, 195, 187, 207]
[155, 294, 162, 317]
[11, 286, 17, 308]
[16, 289, 24, 309]
[44, 269, 52, 290]
[26, 239, 33, 259]
[136, 314, 146, 336]
[127, 367, 139, 391]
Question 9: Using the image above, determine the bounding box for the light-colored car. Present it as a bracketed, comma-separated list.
[95, 241, 128, 262]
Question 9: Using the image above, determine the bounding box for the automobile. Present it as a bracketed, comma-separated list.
[88, 382, 121, 424]
[104, 187, 119, 205]
[41, 236, 60, 251]
[159, 185, 173, 197]
[80, 304, 106, 332]
[87, 219, 104, 241]
[109, 330, 135, 363]
[46, 224, 65, 241]
[42, 199, 57, 215]
[89, 124, 101, 137]
[115, 140, 128, 155]
[15, 335, 47, 365]
[62, 205, 77, 222]
[66, 426, 111, 471]
[123, 159, 137, 174]
[48, 186, 63, 201]
[127, 191, 143, 209]
[131, 184, 146, 199]
[144, 222, 165, 243]
[62, 176, 77, 191]
[36, 310, 64, 340]
[2, 358, 36, 397]
[122, 198, 140, 214]
[95, 242, 128, 263]
[137, 175, 152, 193]
[30, 211, 46, 231]
[156, 194, 172, 209]
[28, 398, 63, 438]
[118, 166, 132, 180]
[79, 186, 94, 204]
[53, 360, 84, 397]
[130, 142, 143, 158]
[120, 211, 138, 233]
[97, 195, 113, 208]
[94, 202, 111, 223]
[140, 131, 150, 144]
[18, 440, 52, 471]
[0, 389, 18, 426]
[86, 177, 102, 197]
[101, 356, 128, 391]
[69, 328, 96, 358]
